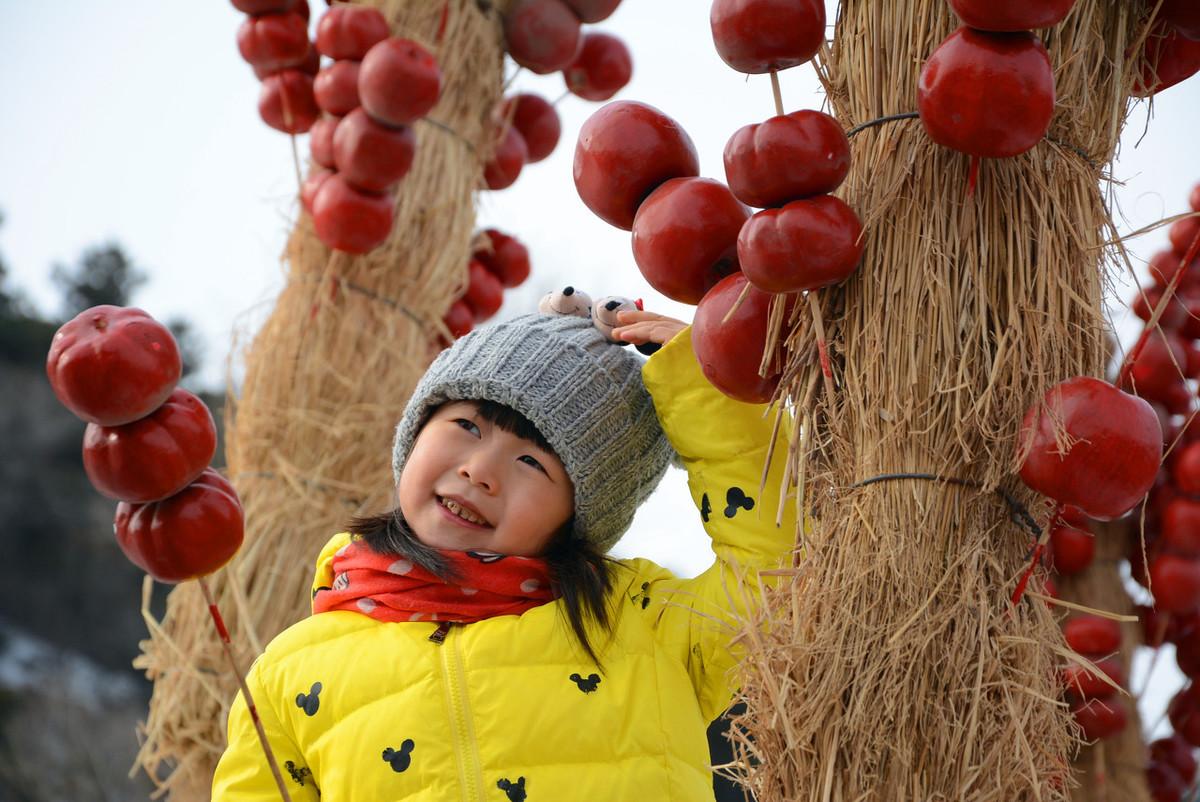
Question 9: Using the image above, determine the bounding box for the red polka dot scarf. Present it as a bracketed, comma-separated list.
[312, 538, 559, 624]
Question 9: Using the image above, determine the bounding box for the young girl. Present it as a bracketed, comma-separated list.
[213, 305, 795, 801]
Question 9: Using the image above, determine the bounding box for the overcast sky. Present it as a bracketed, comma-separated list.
[3, 0, 1198, 737]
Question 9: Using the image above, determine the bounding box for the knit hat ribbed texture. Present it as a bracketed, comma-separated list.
[392, 313, 674, 553]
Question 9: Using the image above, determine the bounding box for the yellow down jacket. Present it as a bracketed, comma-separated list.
[212, 327, 796, 802]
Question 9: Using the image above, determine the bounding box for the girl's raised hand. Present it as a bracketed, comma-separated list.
[611, 309, 688, 347]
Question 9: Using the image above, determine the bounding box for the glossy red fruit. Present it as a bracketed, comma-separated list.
[564, 32, 632, 101]
[947, 0, 1076, 31]
[1175, 442, 1200, 494]
[313, 60, 361, 116]
[1169, 685, 1200, 746]
[483, 126, 528, 190]
[1165, 497, 1200, 556]
[1060, 656, 1123, 700]
[1123, 329, 1189, 405]
[474, 230, 531, 289]
[631, 178, 748, 305]
[258, 70, 320, 134]
[1171, 217, 1200, 257]
[1146, 760, 1186, 802]
[1064, 615, 1120, 655]
[504, 0, 583, 74]
[1134, 23, 1200, 97]
[332, 108, 416, 192]
[502, 94, 560, 163]
[443, 300, 474, 339]
[1138, 604, 1171, 647]
[1149, 249, 1200, 288]
[1150, 734, 1198, 784]
[692, 273, 781, 403]
[253, 43, 320, 80]
[463, 260, 504, 321]
[1071, 697, 1127, 740]
[301, 168, 333, 214]
[1165, 0, 1200, 41]
[723, 110, 850, 209]
[315, 5, 390, 60]
[918, 28, 1055, 159]
[309, 115, 338, 168]
[574, 101, 700, 230]
[47, 306, 181, 426]
[1018, 377, 1162, 520]
[1043, 575, 1058, 601]
[237, 11, 310, 71]
[1132, 285, 1189, 330]
[1192, 183, 1200, 213]
[1151, 553, 1200, 612]
[1057, 503, 1090, 528]
[312, 174, 394, 254]
[710, 0, 825, 74]
[232, 0, 295, 13]
[114, 468, 244, 584]
[738, 196, 864, 294]
[561, 0, 621, 23]
[1179, 635, 1200, 677]
[82, 388, 216, 504]
[1049, 523, 1094, 574]
[359, 38, 441, 126]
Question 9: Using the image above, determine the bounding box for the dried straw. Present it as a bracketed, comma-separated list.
[725, 1, 1148, 799]
[132, 2, 511, 797]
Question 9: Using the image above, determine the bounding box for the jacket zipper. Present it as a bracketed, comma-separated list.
[437, 623, 486, 802]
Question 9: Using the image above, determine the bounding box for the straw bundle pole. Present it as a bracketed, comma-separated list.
[726, 1, 1147, 800]
[1058, 519, 1150, 802]
[132, 2, 509, 797]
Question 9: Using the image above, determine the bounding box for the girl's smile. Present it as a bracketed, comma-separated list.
[397, 400, 575, 556]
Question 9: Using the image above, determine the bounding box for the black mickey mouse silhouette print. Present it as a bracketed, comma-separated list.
[497, 776, 527, 801]
[700, 492, 712, 523]
[382, 739, 415, 772]
[285, 760, 312, 787]
[630, 581, 650, 609]
[724, 487, 755, 518]
[569, 672, 601, 693]
[295, 682, 322, 716]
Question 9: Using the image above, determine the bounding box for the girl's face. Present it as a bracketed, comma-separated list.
[397, 401, 575, 556]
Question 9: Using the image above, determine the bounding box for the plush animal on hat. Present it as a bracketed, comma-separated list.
[539, 288, 660, 356]
[538, 286, 592, 318]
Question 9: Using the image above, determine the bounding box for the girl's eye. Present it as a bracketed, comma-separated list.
[454, 418, 480, 435]
[519, 455, 547, 474]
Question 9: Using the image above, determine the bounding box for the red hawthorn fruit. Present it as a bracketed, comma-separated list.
[1192, 183, 1200, 213]
[301, 169, 333, 214]
[1171, 217, 1200, 257]
[1017, 377, 1162, 520]
[463, 260, 504, 321]
[1178, 634, 1200, 678]
[738, 195, 864, 294]
[483, 126, 528, 190]
[1064, 615, 1121, 655]
[710, 0, 825, 74]
[1174, 441, 1200, 495]
[232, 0, 296, 13]
[443, 300, 474, 339]
[631, 177, 748, 305]
[1134, 23, 1200, 97]
[502, 94, 561, 163]
[313, 60, 361, 116]
[309, 115, 339, 169]
[1150, 734, 1199, 785]
[254, 43, 320, 79]
[332, 108, 416, 193]
[691, 272, 782, 403]
[1151, 553, 1200, 612]
[918, 28, 1055, 159]
[473, 230, 531, 289]
[1137, 604, 1171, 647]
[82, 388, 217, 504]
[1071, 697, 1127, 740]
[1149, 249, 1200, 289]
[504, 0, 583, 75]
[359, 38, 441, 126]
[258, 70, 320, 134]
[947, 0, 1076, 31]
[573, 101, 700, 230]
[561, 0, 621, 23]
[1056, 503, 1090, 528]
[1170, 685, 1200, 746]
[1049, 523, 1094, 574]
[114, 468, 244, 583]
[46, 306, 181, 426]
[1165, 497, 1200, 556]
[1146, 760, 1186, 802]
[1132, 285, 1189, 330]
[311, 174, 394, 254]
[564, 32, 633, 102]
[237, 11, 310, 71]
[316, 5, 390, 60]
[1060, 656, 1123, 700]
[723, 110, 851, 208]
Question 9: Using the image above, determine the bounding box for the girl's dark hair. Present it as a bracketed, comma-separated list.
[347, 399, 618, 665]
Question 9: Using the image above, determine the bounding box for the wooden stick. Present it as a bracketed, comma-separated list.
[198, 576, 293, 802]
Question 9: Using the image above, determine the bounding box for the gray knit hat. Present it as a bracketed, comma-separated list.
[392, 312, 675, 552]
